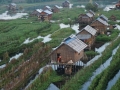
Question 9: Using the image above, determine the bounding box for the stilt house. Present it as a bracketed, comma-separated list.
[90, 18, 108, 34]
[62, 0, 70, 8]
[31, 9, 43, 16]
[76, 25, 97, 50]
[50, 35, 87, 64]
[8, 3, 17, 12]
[52, 5, 61, 13]
[115, 1, 120, 9]
[38, 10, 53, 21]
[43, 6, 52, 12]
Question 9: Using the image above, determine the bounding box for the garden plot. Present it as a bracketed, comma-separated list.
[0, 11, 27, 20]
[85, 42, 110, 66]
[106, 70, 120, 90]
[81, 45, 120, 90]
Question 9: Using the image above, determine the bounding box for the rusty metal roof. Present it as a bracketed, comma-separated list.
[64, 35, 87, 53]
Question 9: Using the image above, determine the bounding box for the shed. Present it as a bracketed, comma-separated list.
[31, 9, 43, 16]
[76, 25, 97, 50]
[90, 18, 108, 34]
[50, 35, 87, 64]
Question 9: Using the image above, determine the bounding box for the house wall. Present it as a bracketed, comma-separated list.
[90, 21, 107, 34]
[74, 50, 84, 62]
[51, 44, 84, 63]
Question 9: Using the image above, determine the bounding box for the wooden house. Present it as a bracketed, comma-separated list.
[38, 10, 53, 21]
[78, 13, 94, 29]
[52, 5, 61, 13]
[50, 35, 87, 64]
[31, 9, 43, 16]
[43, 6, 52, 12]
[99, 14, 108, 22]
[115, 1, 120, 9]
[8, 3, 17, 12]
[109, 15, 117, 21]
[90, 18, 108, 34]
[76, 25, 97, 50]
[62, 0, 70, 8]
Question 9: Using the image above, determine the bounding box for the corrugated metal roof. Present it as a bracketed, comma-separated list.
[97, 18, 108, 26]
[46, 6, 51, 9]
[36, 9, 43, 13]
[84, 25, 97, 35]
[77, 34, 91, 39]
[55, 5, 62, 9]
[86, 13, 93, 17]
[10, 3, 16, 6]
[64, 35, 87, 53]
[89, 10, 95, 15]
[99, 14, 108, 22]
[44, 10, 53, 14]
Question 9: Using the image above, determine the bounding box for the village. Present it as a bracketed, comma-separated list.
[0, 0, 120, 90]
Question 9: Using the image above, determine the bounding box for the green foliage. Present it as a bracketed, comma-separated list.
[85, 50, 99, 57]
[85, 3, 98, 12]
[89, 46, 120, 90]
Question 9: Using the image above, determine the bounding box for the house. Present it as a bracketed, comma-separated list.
[90, 18, 108, 34]
[109, 15, 117, 21]
[99, 14, 108, 22]
[38, 10, 53, 21]
[52, 5, 61, 13]
[50, 35, 87, 64]
[115, 1, 120, 9]
[78, 13, 94, 29]
[8, 3, 17, 12]
[31, 9, 43, 16]
[62, 0, 70, 7]
[88, 10, 95, 16]
[43, 6, 52, 12]
[76, 25, 97, 50]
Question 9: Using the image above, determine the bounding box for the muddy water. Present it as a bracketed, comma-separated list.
[81, 45, 120, 90]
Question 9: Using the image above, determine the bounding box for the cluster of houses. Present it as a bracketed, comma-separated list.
[31, 0, 71, 21]
[50, 9, 112, 75]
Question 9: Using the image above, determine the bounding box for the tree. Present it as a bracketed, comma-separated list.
[85, 3, 98, 12]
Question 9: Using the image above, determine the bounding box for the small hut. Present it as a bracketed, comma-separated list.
[43, 6, 52, 12]
[52, 5, 61, 13]
[31, 9, 43, 16]
[38, 10, 53, 21]
[76, 25, 97, 50]
[62, 0, 70, 8]
[115, 1, 120, 9]
[8, 3, 17, 12]
[109, 15, 117, 21]
[90, 18, 108, 34]
[50, 35, 87, 74]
